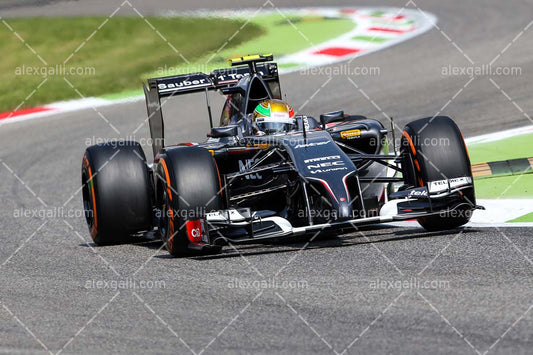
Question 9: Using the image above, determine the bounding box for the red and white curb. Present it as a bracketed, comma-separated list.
[0, 6, 436, 125]
[277, 7, 436, 72]
[0, 96, 141, 126]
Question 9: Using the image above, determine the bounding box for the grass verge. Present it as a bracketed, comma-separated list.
[508, 212, 533, 223]
[473, 174, 533, 199]
[468, 133, 533, 200]
[468, 132, 533, 222]
[145, 14, 354, 77]
[467, 133, 533, 164]
[0, 16, 263, 111]
[2, 14, 354, 110]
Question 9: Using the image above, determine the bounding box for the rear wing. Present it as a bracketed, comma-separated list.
[143, 61, 279, 157]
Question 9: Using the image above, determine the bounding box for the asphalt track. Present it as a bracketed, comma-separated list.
[0, 1, 532, 354]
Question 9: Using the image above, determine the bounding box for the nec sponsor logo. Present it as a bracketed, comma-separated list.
[307, 161, 345, 170]
[294, 140, 329, 149]
[158, 78, 208, 91]
[307, 159, 347, 174]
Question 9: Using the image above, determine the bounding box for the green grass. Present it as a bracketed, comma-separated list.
[1, 14, 354, 110]
[0, 16, 264, 111]
[229, 15, 354, 61]
[508, 212, 533, 223]
[474, 174, 533, 199]
[468, 133, 533, 200]
[467, 133, 533, 164]
[146, 14, 355, 77]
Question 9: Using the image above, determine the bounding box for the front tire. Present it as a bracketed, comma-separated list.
[155, 146, 223, 256]
[82, 141, 153, 244]
[401, 116, 475, 231]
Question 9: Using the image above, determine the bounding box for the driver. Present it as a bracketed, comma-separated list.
[252, 99, 295, 135]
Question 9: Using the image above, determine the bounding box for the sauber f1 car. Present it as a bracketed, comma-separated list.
[82, 54, 482, 256]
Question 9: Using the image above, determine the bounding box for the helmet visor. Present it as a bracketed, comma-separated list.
[256, 122, 294, 134]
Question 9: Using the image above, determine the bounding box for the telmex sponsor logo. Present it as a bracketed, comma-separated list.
[294, 140, 329, 149]
[428, 180, 448, 193]
[428, 176, 472, 193]
[215, 70, 265, 82]
[450, 176, 472, 184]
[340, 129, 361, 139]
[408, 189, 428, 198]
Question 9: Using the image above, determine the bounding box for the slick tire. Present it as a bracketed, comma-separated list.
[401, 116, 475, 231]
[82, 141, 153, 244]
[155, 146, 222, 257]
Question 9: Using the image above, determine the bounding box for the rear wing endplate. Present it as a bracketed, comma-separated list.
[143, 62, 279, 157]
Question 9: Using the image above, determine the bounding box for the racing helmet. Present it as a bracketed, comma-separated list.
[252, 99, 295, 134]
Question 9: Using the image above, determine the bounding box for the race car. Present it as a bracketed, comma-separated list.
[81, 54, 482, 256]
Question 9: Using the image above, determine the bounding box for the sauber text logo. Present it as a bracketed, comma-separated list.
[158, 78, 208, 91]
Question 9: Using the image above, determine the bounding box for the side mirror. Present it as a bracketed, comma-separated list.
[208, 125, 240, 138]
[320, 110, 345, 128]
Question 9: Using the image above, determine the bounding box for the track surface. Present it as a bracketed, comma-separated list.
[1, 1, 532, 354]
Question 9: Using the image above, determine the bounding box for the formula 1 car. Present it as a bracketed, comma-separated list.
[82, 54, 481, 256]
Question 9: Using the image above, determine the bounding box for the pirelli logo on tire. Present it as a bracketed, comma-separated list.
[340, 129, 361, 139]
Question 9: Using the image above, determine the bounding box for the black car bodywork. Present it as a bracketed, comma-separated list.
[82, 55, 481, 255]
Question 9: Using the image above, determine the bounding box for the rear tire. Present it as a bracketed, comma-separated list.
[155, 146, 222, 256]
[82, 141, 153, 244]
[401, 116, 475, 231]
